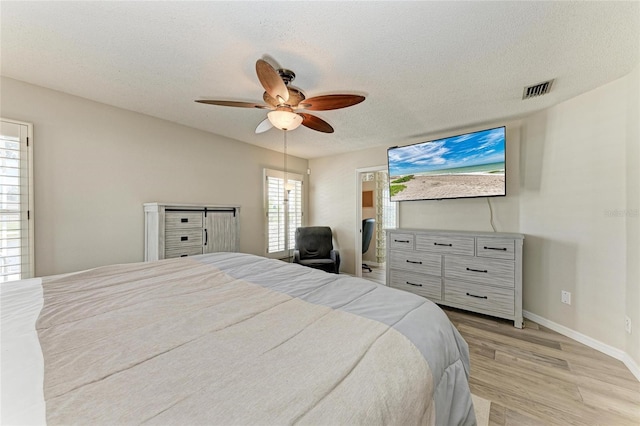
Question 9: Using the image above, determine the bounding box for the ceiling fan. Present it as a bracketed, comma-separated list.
[195, 59, 365, 133]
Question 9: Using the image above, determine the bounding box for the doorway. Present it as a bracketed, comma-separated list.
[355, 166, 398, 283]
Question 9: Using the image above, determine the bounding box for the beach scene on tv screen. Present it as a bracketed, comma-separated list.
[388, 127, 506, 201]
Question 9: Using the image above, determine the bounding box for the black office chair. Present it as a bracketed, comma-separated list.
[293, 226, 341, 274]
[362, 218, 375, 272]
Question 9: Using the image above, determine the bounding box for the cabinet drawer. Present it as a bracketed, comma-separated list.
[476, 238, 515, 260]
[445, 280, 514, 317]
[390, 250, 441, 275]
[416, 235, 475, 256]
[388, 233, 415, 250]
[165, 229, 203, 247]
[390, 270, 442, 300]
[165, 245, 204, 259]
[444, 255, 514, 288]
[165, 211, 203, 229]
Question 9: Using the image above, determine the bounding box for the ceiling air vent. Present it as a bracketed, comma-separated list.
[522, 79, 554, 100]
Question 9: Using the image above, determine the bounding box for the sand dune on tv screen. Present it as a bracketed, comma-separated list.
[392, 174, 505, 200]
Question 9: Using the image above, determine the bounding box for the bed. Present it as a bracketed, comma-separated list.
[1, 252, 475, 425]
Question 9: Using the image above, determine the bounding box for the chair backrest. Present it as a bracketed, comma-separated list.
[295, 226, 334, 260]
[362, 218, 375, 253]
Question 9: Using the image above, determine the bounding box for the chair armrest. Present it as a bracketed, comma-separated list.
[330, 250, 341, 273]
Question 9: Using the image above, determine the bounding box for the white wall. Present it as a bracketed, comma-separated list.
[310, 68, 639, 370]
[625, 65, 639, 368]
[519, 71, 632, 355]
[1, 77, 308, 276]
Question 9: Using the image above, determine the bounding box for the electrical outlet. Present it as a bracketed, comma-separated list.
[625, 316, 632, 334]
[561, 290, 571, 305]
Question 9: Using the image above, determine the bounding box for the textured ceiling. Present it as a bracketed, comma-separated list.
[1, 1, 638, 159]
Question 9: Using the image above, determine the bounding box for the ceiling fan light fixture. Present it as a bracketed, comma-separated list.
[268, 110, 303, 131]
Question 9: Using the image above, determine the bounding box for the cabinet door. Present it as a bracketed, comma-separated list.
[204, 212, 239, 253]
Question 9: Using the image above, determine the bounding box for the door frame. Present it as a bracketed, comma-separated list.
[354, 165, 387, 278]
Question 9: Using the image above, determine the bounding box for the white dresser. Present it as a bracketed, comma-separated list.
[386, 229, 524, 328]
[144, 203, 240, 261]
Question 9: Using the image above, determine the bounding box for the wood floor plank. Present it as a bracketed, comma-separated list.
[504, 408, 549, 426]
[440, 307, 640, 426]
[488, 402, 506, 425]
[462, 328, 572, 370]
[494, 349, 640, 405]
[579, 385, 640, 421]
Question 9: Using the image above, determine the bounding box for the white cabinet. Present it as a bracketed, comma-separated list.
[386, 229, 524, 328]
[144, 203, 240, 261]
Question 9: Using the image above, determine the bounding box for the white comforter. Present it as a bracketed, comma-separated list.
[1, 253, 475, 425]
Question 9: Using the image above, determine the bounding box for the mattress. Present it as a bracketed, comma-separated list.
[1, 252, 475, 425]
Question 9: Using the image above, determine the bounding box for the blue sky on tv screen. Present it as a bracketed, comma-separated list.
[388, 127, 506, 176]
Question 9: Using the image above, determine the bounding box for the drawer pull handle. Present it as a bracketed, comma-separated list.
[466, 292, 488, 299]
[181, 236, 188, 241]
[406, 260, 422, 264]
[180, 254, 188, 257]
[406, 281, 423, 287]
[395, 239, 410, 243]
[466, 267, 488, 273]
[434, 243, 452, 247]
[484, 246, 507, 251]
[181, 218, 189, 223]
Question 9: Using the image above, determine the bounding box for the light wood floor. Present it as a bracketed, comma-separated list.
[443, 307, 640, 426]
[360, 264, 385, 285]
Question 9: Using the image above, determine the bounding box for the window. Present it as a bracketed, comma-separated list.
[264, 169, 303, 259]
[0, 119, 34, 282]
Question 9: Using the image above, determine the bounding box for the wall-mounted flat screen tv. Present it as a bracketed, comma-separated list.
[387, 126, 506, 201]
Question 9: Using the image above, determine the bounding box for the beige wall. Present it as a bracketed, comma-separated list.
[310, 68, 639, 368]
[625, 65, 640, 366]
[1, 77, 308, 276]
[519, 71, 632, 355]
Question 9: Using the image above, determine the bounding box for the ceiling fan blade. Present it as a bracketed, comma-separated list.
[302, 94, 365, 111]
[299, 113, 334, 133]
[256, 59, 289, 103]
[255, 118, 273, 134]
[195, 100, 270, 109]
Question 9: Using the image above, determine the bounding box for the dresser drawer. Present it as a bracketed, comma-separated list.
[165, 245, 204, 259]
[165, 228, 203, 247]
[444, 280, 514, 317]
[416, 235, 475, 256]
[390, 250, 441, 275]
[390, 270, 442, 300]
[476, 238, 515, 260]
[444, 255, 514, 288]
[388, 233, 415, 250]
[165, 211, 203, 229]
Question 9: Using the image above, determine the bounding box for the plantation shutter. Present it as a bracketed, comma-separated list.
[264, 169, 303, 259]
[0, 119, 34, 282]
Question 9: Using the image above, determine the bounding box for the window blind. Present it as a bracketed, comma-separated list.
[0, 120, 33, 282]
[264, 169, 303, 258]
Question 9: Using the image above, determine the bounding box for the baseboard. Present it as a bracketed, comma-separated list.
[523, 310, 640, 382]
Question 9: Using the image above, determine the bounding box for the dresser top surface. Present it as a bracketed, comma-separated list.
[386, 228, 524, 240]
[144, 202, 241, 210]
